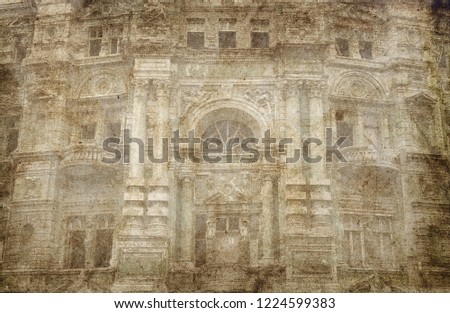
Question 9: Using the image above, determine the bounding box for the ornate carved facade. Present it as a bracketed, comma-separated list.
[0, 0, 449, 292]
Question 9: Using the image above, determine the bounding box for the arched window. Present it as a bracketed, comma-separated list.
[202, 120, 254, 142]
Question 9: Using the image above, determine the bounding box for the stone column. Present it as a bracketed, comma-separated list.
[355, 111, 364, 146]
[306, 81, 326, 183]
[122, 78, 149, 236]
[284, 80, 300, 127]
[152, 79, 171, 185]
[178, 172, 194, 264]
[146, 80, 171, 239]
[261, 174, 274, 263]
[382, 115, 391, 150]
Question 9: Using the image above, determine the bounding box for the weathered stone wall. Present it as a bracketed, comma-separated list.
[0, 0, 448, 292]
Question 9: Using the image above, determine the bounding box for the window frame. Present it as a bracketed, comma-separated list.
[342, 215, 396, 269]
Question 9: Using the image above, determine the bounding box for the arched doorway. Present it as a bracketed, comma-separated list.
[176, 105, 279, 291]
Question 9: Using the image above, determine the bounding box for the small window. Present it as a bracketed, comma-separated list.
[438, 50, 448, 68]
[216, 217, 227, 232]
[228, 217, 240, 231]
[83, 0, 94, 7]
[0, 240, 4, 262]
[110, 26, 123, 55]
[219, 31, 236, 48]
[106, 122, 121, 138]
[336, 110, 353, 148]
[216, 216, 240, 233]
[68, 230, 86, 269]
[110, 38, 119, 54]
[187, 32, 205, 49]
[363, 113, 381, 148]
[89, 28, 103, 57]
[14, 35, 27, 62]
[336, 38, 350, 57]
[81, 124, 96, 140]
[251, 32, 269, 48]
[94, 229, 114, 268]
[6, 129, 18, 155]
[359, 41, 373, 59]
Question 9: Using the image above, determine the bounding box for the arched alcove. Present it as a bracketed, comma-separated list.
[182, 99, 270, 138]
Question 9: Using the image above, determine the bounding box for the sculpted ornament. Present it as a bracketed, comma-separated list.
[244, 89, 273, 109]
[206, 219, 216, 239]
[239, 218, 249, 239]
[180, 88, 220, 113]
[143, 0, 166, 23]
[303, 80, 326, 99]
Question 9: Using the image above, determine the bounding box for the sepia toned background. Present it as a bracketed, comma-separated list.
[0, 0, 449, 292]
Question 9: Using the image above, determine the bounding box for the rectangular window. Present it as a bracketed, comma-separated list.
[228, 216, 240, 231]
[438, 50, 448, 68]
[187, 32, 205, 49]
[187, 18, 205, 48]
[110, 38, 119, 54]
[106, 122, 121, 138]
[81, 124, 96, 140]
[14, 35, 27, 62]
[359, 41, 373, 59]
[0, 240, 3, 262]
[215, 216, 240, 232]
[110, 26, 122, 55]
[6, 129, 18, 155]
[89, 27, 103, 57]
[219, 31, 236, 48]
[195, 214, 207, 266]
[336, 110, 353, 147]
[363, 113, 381, 148]
[251, 32, 269, 48]
[336, 38, 350, 57]
[94, 229, 114, 268]
[68, 230, 86, 269]
[216, 217, 227, 232]
[343, 215, 395, 269]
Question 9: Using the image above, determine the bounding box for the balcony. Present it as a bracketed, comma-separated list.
[186, 0, 270, 7]
[61, 144, 105, 165]
[59, 144, 122, 178]
[341, 146, 398, 167]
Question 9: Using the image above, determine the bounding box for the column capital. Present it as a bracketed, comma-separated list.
[131, 78, 151, 89]
[283, 79, 300, 98]
[262, 172, 279, 182]
[302, 79, 327, 98]
[154, 79, 173, 98]
[178, 171, 195, 182]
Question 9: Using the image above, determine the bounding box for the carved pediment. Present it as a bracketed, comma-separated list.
[333, 75, 383, 100]
[81, 3, 129, 19]
[75, 71, 127, 99]
[331, 4, 387, 29]
[405, 93, 436, 113]
[142, 1, 166, 23]
[204, 191, 249, 204]
[27, 88, 56, 100]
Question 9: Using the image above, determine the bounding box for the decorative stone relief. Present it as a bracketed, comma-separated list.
[77, 72, 127, 99]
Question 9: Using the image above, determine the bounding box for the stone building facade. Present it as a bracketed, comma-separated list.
[0, 0, 449, 292]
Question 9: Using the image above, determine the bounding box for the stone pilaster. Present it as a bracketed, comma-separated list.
[260, 174, 275, 264]
[151, 79, 171, 185]
[305, 80, 326, 183]
[122, 78, 149, 236]
[178, 172, 195, 265]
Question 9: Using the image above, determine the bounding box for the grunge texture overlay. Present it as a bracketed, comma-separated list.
[0, 0, 449, 292]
